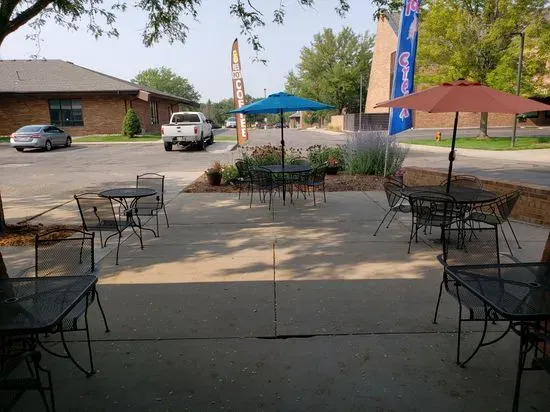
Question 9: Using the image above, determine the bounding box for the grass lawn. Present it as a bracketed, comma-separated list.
[408, 136, 550, 150]
[214, 135, 237, 142]
[0, 136, 9, 143]
[75, 135, 161, 142]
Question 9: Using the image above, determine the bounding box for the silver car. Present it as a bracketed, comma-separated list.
[10, 125, 72, 152]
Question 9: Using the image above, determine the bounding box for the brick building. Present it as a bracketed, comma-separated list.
[0, 60, 199, 136]
[364, 13, 550, 128]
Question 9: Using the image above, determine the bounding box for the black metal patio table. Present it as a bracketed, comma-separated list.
[99, 187, 157, 237]
[256, 164, 312, 205]
[444, 262, 550, 412]
[401, 185, 498, 204]
[0, 275, 98, 375]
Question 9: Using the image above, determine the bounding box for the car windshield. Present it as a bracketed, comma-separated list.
[172, 113, 200, 123]
[16, 126, 43, 133]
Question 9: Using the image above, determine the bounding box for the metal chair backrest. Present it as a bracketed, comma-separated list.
[441, 224, 500, 266]
[409, 191, 458, 227]
[309, 165, 326, 184]
[136, 173, 165, 207]
[35, 229, 95, 277]
[385, 176, 406, 188]
[441, 175, 482, 189]
[250, 167, 273, 188]
[290, 157, 309, 165]
[383, 181, 405, 208]
[74, 193, 119, 231]
[235, 160, 250, 179]
[496, 190, 520, 221]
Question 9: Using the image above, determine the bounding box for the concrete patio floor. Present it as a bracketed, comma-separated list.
[8, 190, 550, 411]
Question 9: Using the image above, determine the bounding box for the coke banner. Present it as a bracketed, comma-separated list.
[231, 39, 248, 145]
[388, 0, 421, 135]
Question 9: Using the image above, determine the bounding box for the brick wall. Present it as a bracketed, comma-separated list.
[404, 166, 550, 227]
[364, 16, 396, 113]
[0, 95, 175, 136]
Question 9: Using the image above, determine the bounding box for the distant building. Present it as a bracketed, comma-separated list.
[0, 60, 199, 136]
[365, 13, 550, 128]
[289, 111, 302, 128]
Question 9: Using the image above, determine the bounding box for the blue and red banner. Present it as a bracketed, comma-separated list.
[388, 0, 421, 135]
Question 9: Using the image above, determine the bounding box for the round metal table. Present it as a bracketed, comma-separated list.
[258, 164, 312, 174]
[401, 185, 498, 204]
[99, 187, 158, 237]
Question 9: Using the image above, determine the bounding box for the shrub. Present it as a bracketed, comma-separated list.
[343, 130, 408, 176]
[206, 161, 223, 174]
[306, 145, 344, 168]
[122, 109, 141, 137]
[222, 164, 239, 184]
[239, 145, 283, 168]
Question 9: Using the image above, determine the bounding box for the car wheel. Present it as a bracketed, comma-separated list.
[164, 142, 173, 152]
[16, 148, 24, 152]
[65, 136, 72, 147]
[44, 140, 52, 151]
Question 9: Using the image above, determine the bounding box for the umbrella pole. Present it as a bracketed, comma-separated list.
[445, 112, 459, 193]
[280, 109, 286, 204]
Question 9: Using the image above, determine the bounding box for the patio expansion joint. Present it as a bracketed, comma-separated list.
[272, 240, 278, 337]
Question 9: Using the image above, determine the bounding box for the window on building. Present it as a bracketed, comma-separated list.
[48, 99, 83, 126]
[150, 102, 159, 125]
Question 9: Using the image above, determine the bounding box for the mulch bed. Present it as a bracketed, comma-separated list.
[0, 224, 82, 247]
[183, 173, 385, 193]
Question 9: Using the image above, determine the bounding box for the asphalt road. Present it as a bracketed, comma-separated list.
[0, 127, 548, 223]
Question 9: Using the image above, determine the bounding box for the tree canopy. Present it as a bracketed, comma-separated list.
[132, 67, 201, 102]
[285, 27, 374, 114]
[417, 0, 550, 97]
[0, 1, 400, 60]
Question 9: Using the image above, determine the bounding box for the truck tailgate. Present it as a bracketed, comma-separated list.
[163, 124, 198, 137]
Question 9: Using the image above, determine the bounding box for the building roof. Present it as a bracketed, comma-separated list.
[289, 111, 301, 118]
[0, 59, 198, 105]
[384, 11, 401, 35]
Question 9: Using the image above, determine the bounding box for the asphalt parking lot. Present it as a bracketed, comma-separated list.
[1, 127, 548, 224]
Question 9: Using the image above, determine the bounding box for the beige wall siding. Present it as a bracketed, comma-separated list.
[365, 17, 397, 113]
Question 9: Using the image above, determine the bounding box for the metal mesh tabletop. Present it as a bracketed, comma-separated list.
[99, 188, 156, 199]
[445, 263, 550, 319]
[402, 185, 497, 203]
[0, 276, 97, 334]
[259, 165, 312, 173]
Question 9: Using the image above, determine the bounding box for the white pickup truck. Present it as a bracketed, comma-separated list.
[161, 111, 214, 151]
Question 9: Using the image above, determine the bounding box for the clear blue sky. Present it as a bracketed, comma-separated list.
[0, 0, 378, 102]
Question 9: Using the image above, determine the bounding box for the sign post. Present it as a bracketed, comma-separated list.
[231, 39, 248, 145]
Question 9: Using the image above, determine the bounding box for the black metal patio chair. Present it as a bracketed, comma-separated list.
[135, 173, 170, 236]
[373, 180, 411, 236]
[434, 223, 506, 365]
[74, 193, 136, 265]
[249, 167, 279, 210]
[407, 191, 461, 253]
[441, 175, 483, 189]
[0, 337, 55, 412]
[468, 190, 522, 254]
[304, 165, 327, 206]
[34, 229, 110, 375]
[235, 160, 252, 199]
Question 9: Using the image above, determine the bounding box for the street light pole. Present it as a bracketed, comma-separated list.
[511, 31, 524, 148]
[359, 73, 363, 132]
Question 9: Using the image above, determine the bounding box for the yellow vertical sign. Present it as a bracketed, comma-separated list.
[231, 39, 248, 145]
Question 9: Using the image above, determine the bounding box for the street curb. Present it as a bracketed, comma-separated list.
[400, 143, 550, 163]
[73, 140, 162, 145]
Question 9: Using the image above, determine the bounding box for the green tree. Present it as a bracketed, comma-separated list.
[0, 1, 401, 58]
[122, 109, 141, 137]
[416, 0, 550, 136]
[132, 67, 200, 102]
[285, 27, 374, 115]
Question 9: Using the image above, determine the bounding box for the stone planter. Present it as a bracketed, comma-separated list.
[325, 166, 339, 175]
[206, 172, 222, 186]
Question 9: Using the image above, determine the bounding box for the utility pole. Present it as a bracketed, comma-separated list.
[511, 32, 524, 147]
[359, 73, 363, 132]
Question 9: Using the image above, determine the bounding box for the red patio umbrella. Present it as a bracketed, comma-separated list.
[375, 80, 550, 192]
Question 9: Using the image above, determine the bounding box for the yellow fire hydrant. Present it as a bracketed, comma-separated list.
[435, 131, 442, 141]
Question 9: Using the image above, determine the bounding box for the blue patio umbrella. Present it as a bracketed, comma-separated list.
[229, 92, 334, 203]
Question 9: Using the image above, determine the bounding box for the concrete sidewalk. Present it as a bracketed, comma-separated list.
[9, 191, 550, 411]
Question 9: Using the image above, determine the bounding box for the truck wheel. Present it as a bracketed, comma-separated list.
[209, 132, 215, 145]
[200, 134, 207, 151]
[164, 142, 173, 152]
[16, 148, 24, 152]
